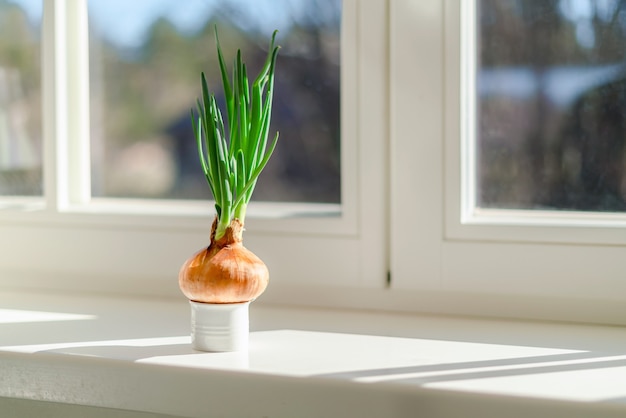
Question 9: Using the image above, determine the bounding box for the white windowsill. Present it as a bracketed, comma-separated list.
[2, 290, 626, 418]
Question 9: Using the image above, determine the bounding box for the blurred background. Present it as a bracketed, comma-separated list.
[0, 0, 341, 203]
[0, 0, 41, 196]
[479, 0, 626, 212]
[2, 0, 626, 212]
[88, 0, 341, 203]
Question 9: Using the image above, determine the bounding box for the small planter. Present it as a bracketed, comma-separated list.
[190, 301, 250, 352]
[178, 28, 279, 352]
[179, 219, 268, 352]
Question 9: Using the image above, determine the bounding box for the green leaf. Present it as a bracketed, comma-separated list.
[193, 27, 280, 232]
[253, 30, 279, 86]
[215, 26, 235, 140]
[234, 131, 279, 210]
[248, 81, 263, 155]
[235, 149, 246, 197]
[236, 51, 249, 157]
[191, 110, 218, 202]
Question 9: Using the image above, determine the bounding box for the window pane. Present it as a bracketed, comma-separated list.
[89, 0, 341, 203]
[0, 0, 42, 196]
[478, 0, 626, 212]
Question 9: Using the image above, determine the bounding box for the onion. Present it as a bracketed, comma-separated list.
[179, 218, 269, 303]
[179, 28, 278, 305]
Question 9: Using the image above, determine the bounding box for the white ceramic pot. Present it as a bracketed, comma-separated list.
[190, 301, 250, 352]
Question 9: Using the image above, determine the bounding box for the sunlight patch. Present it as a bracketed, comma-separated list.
[0, 309, 97, 324]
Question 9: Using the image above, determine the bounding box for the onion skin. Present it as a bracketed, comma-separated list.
[178, 218, 269, 304]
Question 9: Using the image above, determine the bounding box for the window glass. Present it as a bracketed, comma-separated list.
[0, 0, 42, 196]
[89, 0, 341, 203]
[478, 0, 626, 212]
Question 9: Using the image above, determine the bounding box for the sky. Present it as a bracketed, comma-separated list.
[11, 0, 617, 51]
[9, 0, 340, 49]
[88, 0, 215, 46]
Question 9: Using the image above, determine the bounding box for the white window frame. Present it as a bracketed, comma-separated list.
[390, 0, 626, 325]
[0, 0, 388, 297]
[446, 0, 626, 247]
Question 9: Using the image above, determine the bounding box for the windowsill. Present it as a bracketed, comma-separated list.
[0, 199, 349, 236]
[2, 290, 626, 417]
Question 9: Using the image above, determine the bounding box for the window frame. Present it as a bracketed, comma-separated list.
[4, 0, 626, 326]
[0, 0, 388, 296]
[445, 0, 626, 247]
[390, 0, 626, 324]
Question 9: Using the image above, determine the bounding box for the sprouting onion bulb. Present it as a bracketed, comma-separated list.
[179, 27, 279, 304]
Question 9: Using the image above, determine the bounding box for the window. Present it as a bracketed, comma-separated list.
[477, 0, 626, 213]
[4, 0, 625, 325]
[88, 0, 341, 203]
[0, 0, 387, 296]
[391, 0, 626, 324]
[446, 0, 626, 245]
